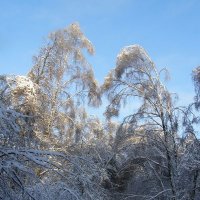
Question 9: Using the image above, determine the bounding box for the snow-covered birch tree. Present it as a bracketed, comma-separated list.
[28, 23, 101, 147]
[102, 45, 185, 199]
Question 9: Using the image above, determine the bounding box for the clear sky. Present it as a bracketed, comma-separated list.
[0, 0, 200, 112]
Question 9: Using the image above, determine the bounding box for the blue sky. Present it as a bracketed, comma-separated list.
[0, 0, 200, 113]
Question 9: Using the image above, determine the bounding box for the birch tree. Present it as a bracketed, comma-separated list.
[28, 23, 101, 146]
[102, 45, 181, 199]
